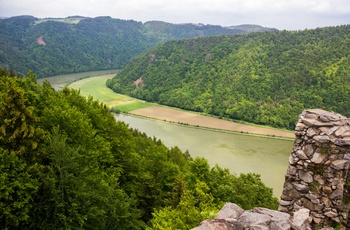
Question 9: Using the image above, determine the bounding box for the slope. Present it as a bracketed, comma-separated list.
[107, 25, 350, 129]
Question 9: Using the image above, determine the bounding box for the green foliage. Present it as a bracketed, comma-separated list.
[147, 181, 219, 230]
[0, 68, 279, 229]
[0, 16, 273, 78]
[0, 148, 38, 228]
[108, 25, 350, 129]
[186, 158, 279, 210]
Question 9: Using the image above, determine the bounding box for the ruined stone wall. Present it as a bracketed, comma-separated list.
[279, 109, 350, 228]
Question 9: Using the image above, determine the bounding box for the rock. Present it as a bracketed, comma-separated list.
[341, 131, 350, 137]
[253, 207, 289, 221]
[283, 187, 301, 199]
[289, 154, 298, 164]
[344, 153, 350, 160]
[307, 128, 317, 137]
[279, 200, 293, 206]
[292, 182, 309, 192]
[238, 212, 271, 227]
[192, 203, 316, 230]
[329, 188, 343, 200]
[216, 203, 244, 219]
[191, 218, 242, 230]
[303, 144, 315, 158]
[295, 122, 306, 131]
[330, 159, 349, 170]
[270, 221, 291, 230]
[324, 210, 338, 218]
[334, 137, 350, 146]
[310, 151, 327, 164]
[302, 118, 333, 127]
[322, 186, 333, 194]
[252, 207, 291, 230]
[305, 193, 320, 204]
[298, 170, 313, 183]
[246, 225, 269, 230]
[302, 199, 323, 211]
[313, 135, 330, 143]
[286, 165, 297, 176]
[296, 150, 309, 160]
[335, 126, 350, 137]
[291, 208, 311, 230]
[325, 126, 340, 136]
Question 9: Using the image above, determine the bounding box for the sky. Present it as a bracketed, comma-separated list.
[0, 0, 349, 30]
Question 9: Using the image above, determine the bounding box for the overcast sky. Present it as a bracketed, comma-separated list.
[1, 0, 349, 30]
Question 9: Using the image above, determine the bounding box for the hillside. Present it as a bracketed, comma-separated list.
[0, 68, 278, 229]
[0, 15, 275, 78]
[107, 25, 350, 129]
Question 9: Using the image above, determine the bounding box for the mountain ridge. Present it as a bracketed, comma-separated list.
[0, 15, 276, 77]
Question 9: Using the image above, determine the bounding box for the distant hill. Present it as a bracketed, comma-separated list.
[226, 24, 277, 33]
[107, 25, 350, 129]
[0, 15, 276, 77]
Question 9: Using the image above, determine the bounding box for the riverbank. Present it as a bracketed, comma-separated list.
[130, 105, 295, 139]
[67, 74, 295, 139]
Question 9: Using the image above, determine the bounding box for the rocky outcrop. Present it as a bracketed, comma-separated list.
[192, 202, 311, 230]
[279, 109, 350, 228]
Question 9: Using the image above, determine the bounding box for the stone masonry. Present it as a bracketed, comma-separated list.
[279, 109, 350, 228]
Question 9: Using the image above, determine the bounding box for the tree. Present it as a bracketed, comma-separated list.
[147, 181, 219, 230]
[0, 73, 42, 159]
[0, 148, 38, 228]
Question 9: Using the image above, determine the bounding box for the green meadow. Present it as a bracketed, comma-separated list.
[37, 69, 120, 90]
[37, 70, 153, 112]
[68, 75, 154, 112]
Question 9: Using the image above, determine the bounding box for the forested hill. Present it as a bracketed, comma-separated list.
[0, 15, 275, 78]
[0, 68, 278, 229]
[107, 25, 350, 130]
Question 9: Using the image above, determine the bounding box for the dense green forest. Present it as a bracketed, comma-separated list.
[0, 16, 275, 78]
[0, 68, 278, 229]
[107, 25, 350, 130]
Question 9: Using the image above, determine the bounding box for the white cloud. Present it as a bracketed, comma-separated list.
[0, 0, 349, 30]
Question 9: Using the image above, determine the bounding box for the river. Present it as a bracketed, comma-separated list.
[116, 113, 294, 198]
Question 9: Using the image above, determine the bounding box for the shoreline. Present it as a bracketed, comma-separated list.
[118, 105, 295, 140]
[120, 112, 294, 141]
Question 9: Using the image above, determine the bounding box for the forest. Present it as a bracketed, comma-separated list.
[0, 68, 278, 229]
[0, 16, 274, 78]
[107, 25, 350, 130]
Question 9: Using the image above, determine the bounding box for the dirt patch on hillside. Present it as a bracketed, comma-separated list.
[36, 35, 46, 45]
[131, 106, 295, 138]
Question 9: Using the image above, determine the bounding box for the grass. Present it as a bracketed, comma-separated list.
[37, 69, 120, 90]
[117, 101, 154, 112]
[39, 70, 154, 112]
[69, 76, 120, 102]
[68, 75, 154, 111]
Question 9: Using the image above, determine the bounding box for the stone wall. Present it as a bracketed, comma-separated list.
[279, 109, 350, 228]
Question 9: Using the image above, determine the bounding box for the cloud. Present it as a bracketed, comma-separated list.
[0, 0, 349, 30]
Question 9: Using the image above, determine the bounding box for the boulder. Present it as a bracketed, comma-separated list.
[216, 203, 244, 219]
[191, 218, 242, 230]
[291, 208, 311, 230]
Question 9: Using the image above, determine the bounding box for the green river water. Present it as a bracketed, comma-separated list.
[116, 114, 294, 198]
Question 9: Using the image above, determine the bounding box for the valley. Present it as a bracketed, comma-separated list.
[65, 73, 294, 196]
